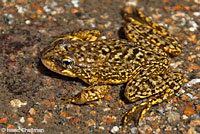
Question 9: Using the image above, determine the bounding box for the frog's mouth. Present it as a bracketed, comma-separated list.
[41, 58, 77, 78]
[41, 58, 57, 72]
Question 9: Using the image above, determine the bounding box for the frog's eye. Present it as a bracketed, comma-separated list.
[63, 60, 71, 66]
[62, 57, 74, 69]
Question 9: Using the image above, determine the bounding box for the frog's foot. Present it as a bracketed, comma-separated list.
[123, 72, 182, 126]
[123, 9, 157, 31]
[123, 101, 151, 127]
[59, 84, 110, 105]
[52, 30, 101, 43]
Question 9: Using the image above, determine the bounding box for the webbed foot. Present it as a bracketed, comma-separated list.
[59, 84, 110, 104]
[123, 102, 150, 127]
[123, 72, 182, 126]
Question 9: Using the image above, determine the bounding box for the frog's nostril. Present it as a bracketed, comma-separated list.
[50, 56, 55, 61]
[64, 46, 68, 50]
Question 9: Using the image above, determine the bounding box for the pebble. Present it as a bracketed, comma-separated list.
[104, 94, 114, 101]
[99, 126, 104, 130]
[4, 13, 14, 25]
[54, 7, 64, 14]
[196, 105, 200, 111]
[165, 125, 172, 131]
[183, 102, 195, 115]
[10, 99, 27, 108]
[130, 127, 138, 133]
[186, 93, 193, 99]
[86, 119, 95, 126]
[0, 116, 8, 123]
[110, 126, 119, 133]
[182, 115, 189, 120]
[103, 107, 111, 112]
[156, 128, 161, 133]
[138, 125, 152, 134]
[126, 0, 138, 6]
[181, 94, 190, 101]
[19, 117, 25, 123]
[190, 119, 200, 127]
[102, 116, 116, 123]
[42, 111, 53, 124]
[89, 110, 96, 115]
[100, 36, 106, 39]
[25, 20, 31, 24]
[43, 6, 51, 12]
[29, 108, 36, 115]
[36, 8, 43, 16]
[7, 124, 17, 129]
[170, 61, 183, 68]
[16, 5, 26, 14]
[186, 79, 200, 87]
[71, 0, 80, 7]
[50, 1, 58, 8]
[69, 118, 79, 124]
[180, 18, 186, 26]
[188, 20, 198, 31]
[193, 12, 200, 16]
[51, 10, 57, 15]
[27, 116, 34, 125]
[188, 119, 200, 134]
[15, 0, 27, 4]
[167, 111, 181, 124]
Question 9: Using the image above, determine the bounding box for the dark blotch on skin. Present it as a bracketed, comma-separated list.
[120, 51, 128, 58]
[115, 46, 121, 50]
[135, 63, 139, 68]
[93, 55, 98, 60]
[127, 57, 132, 61]
[133, 49, 139, 54]
[169, 82, 175, 89]
[102, 49, 108, 55]
[64, 46, 68, 51]
[121, 72, 126, 76]
[147, 52, 152, 56]
[88, 47, 92, 52]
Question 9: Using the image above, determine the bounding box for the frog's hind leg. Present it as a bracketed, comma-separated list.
[123, 72, 182, 126]
[123, 9, 153, 27]
[124, 9, 167, 31]
[124, 9, 168, 36]
[123, 9, 182, 56]
[59, 83, 110, 105]
[52, 30, 101, 42]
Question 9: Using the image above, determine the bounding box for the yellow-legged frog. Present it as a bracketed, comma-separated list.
[40, 9, 183, 127]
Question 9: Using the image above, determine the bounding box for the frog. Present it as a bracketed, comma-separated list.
[40, 9, 183, 127]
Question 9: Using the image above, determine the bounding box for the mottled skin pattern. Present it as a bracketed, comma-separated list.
[40, 9, 183, 127]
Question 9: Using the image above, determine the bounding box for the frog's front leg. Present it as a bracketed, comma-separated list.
[59, 83, 110, 104]
[123, 72, 182, 126]
[52, 30, 101, 43]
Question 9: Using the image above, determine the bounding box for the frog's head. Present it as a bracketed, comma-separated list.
[40, 40, 78, 77]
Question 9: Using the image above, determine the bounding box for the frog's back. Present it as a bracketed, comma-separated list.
[66, 39, 168, 84]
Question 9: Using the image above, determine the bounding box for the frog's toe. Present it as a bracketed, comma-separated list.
[58, 96, 77, 105]
[58, 84, 110, 105]
[123, 103, 150, 127]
